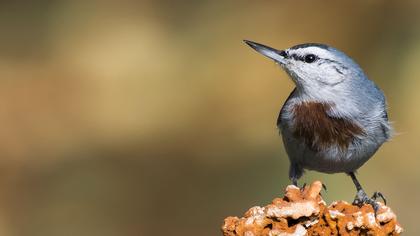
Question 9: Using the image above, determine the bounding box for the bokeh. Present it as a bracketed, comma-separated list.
[1, 1, 420, 235]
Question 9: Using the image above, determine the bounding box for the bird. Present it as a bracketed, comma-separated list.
[243, 40, 392, 211]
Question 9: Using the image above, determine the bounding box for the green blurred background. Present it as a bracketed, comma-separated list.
[1, 1, 419, 235]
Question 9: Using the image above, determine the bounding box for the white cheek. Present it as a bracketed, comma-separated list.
[299, 64, 324, 81]
[289, 63, 345, 86]
[320, 66, 345, 84]
[328, 76, 344, 84]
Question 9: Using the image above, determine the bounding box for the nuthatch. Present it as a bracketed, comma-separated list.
[244, 40, 392, 211]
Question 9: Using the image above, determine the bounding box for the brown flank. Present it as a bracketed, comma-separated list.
[292, 102, 365, 151]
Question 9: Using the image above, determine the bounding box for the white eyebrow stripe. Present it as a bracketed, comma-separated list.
[288, 47, 332, 59]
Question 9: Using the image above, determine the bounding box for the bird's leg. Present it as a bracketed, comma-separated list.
[290, 177, 306, 191]
[289, 163, 301, 187]
[291, 177, 298, 187]
[348, 172, 385, 214]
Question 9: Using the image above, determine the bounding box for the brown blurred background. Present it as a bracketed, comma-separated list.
[0, 1, 419, 235]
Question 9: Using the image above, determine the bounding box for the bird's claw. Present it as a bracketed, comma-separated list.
[318, 183, 327, 196]
[372, 191, 387, 205]
[353, 190, 386, 215]
[300, 182, 307, 191]
[297, 182, 327, 196]
[322, 183, 327, 192]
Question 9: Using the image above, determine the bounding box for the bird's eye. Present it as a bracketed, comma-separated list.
[304, 54, 317, 63]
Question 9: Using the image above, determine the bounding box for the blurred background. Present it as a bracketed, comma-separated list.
[0, 0, 419, 235]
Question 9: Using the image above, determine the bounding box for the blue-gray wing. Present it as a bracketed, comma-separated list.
[277, 88, 297, 129]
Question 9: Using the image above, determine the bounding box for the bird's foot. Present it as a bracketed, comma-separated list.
[353, 190, 386, 214]
[298, 182, 327, 195]
[300, 182, 307, 191]
[372, 191, 387, 205]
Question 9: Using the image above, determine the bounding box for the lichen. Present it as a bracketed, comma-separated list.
[222, 181, 403, 236]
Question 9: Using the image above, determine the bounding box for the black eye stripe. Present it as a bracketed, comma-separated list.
[291, 54, 302, 61]
[290, 54, 317, 63]
[289, 54, 349, 73]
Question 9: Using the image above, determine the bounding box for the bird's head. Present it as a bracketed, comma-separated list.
[244, 40, 367, 100]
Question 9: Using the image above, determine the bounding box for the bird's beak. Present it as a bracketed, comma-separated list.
[243, 40, 287, 65]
